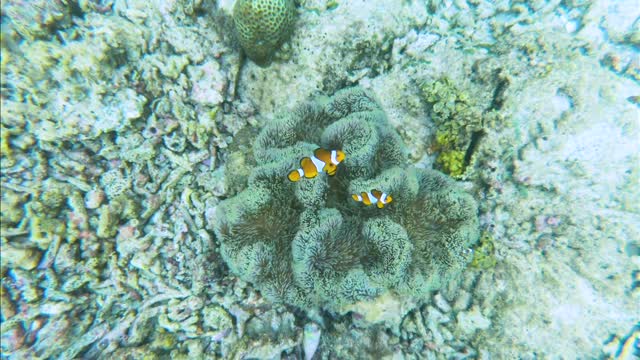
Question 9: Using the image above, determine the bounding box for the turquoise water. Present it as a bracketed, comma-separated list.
[1, 0, 638, 359]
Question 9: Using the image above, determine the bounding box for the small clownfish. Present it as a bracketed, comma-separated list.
[351, 189, 393, 209]
[288, 148, 346, 182]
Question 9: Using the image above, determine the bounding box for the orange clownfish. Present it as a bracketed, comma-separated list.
[351, 189, 393, 209]
[288, 148, 346, 182]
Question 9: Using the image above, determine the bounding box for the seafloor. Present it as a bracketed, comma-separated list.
[1, 0, 638, 359]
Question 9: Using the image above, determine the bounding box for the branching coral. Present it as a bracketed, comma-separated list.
[213, 87, 479, 310]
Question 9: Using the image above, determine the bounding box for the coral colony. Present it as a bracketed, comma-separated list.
[233, 0, 297, 65]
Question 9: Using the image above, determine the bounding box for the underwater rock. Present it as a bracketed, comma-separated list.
[344, 291, 417, 333]
[303, 322, 321, 360]
[202, 305, 234, 332]
[0, 243, 41, 271]
[433, 293, 451, 313]
[456, 306, 491, 335]
[188, 60, 227, 107]
[84, 189, 105, 210]
[0, 321, 25, 353]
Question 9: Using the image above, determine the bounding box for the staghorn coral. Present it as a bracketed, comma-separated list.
[213, 87, 479, 310]
[233, 0, 297, 65]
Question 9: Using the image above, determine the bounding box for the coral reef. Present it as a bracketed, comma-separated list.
[0, 1, 250, 358]
[213, 87, 479, 310]
[420, 77, 485, 178]
[1, 0, 71, 40]
[231, 0, 429, 114]
[1, 0, 638, 357]
[233, 0, 297, 65]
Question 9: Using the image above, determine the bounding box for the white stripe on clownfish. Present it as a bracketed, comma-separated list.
[330, 150, 339, 165]
[351, 189, 393, 209]
[310, 155, 325, 172]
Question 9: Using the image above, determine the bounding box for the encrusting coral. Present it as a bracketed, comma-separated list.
[233, 0, 297, 65]
[213, 87, 479, 310]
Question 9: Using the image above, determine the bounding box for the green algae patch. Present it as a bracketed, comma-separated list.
[436, 149, 466, 178]
[421, 78, 484, 178]
[470, 232, 497, 270]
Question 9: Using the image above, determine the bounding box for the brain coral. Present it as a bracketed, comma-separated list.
[233, 0, 296, 65]
[213, 87, 479, 310]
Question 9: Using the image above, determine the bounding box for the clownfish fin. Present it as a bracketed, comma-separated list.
[288, 169, 302, 182]
[314, 148, 331, 163]
[300, 157, 318, 179]
[377, 201, 385, 209]
[371, 189, 383, 199]
[288, 168, 304, 182]
[351, 194, 362, 202]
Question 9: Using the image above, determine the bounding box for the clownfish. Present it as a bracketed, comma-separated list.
[288, 148, 346, 182]
[351, 189, 393, 209]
